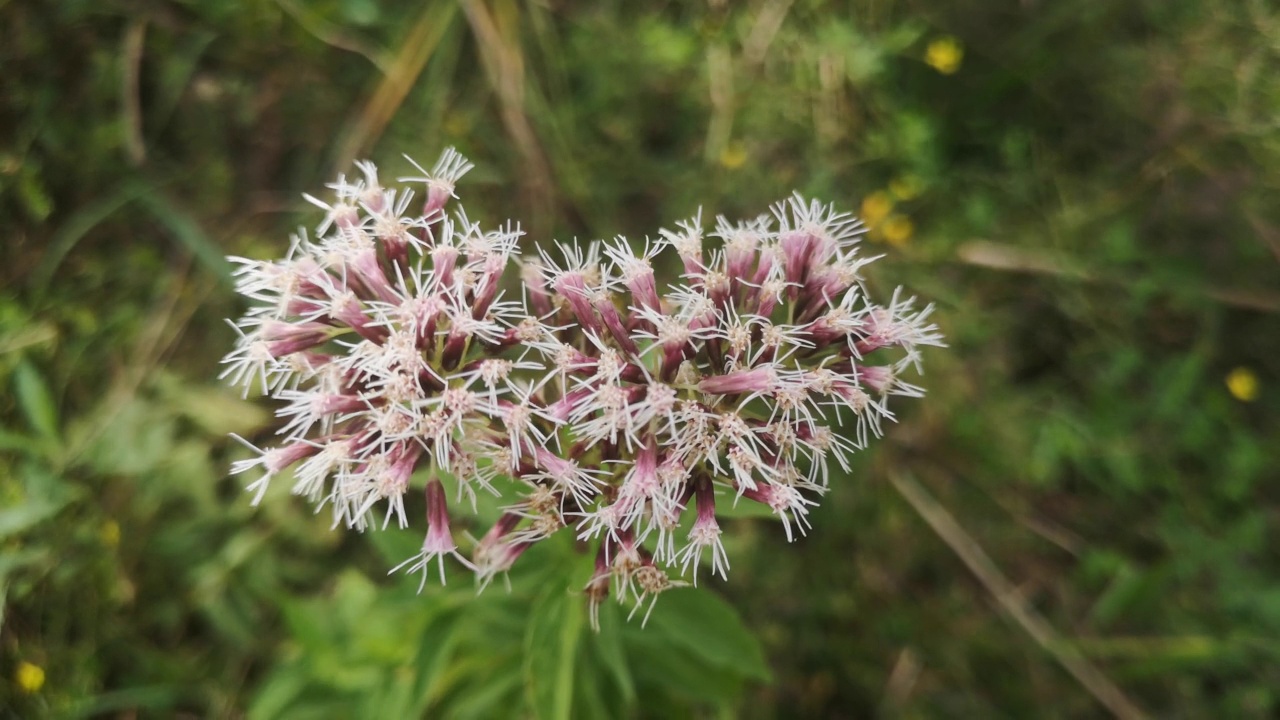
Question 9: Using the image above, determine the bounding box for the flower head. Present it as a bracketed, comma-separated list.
[223, 150, 942, 627]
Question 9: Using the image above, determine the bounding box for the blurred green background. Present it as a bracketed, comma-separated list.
[3, 0, 1279, 717]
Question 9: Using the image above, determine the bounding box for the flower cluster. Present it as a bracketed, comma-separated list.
[223, 149, 942, 626]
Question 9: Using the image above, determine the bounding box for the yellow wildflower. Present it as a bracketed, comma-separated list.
[1226, 367, 1259, 402]
[860, 191, 894, 225]
[881, 215, 914, 247]
[16, 661, 45, 693]
[926, 37, 963, 75]
[719, 143, 748, 170]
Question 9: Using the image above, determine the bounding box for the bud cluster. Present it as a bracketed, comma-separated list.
[223, 149, 942, 625]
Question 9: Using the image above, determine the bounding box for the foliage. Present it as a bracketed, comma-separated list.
[2, 0, 1278, 717]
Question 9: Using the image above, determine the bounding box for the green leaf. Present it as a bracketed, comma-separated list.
[342, 0, 381, 25]
[407, 608, 466, 712]
[643, 588, 771, 681]
[16, 166, 53, 222]
[0, 320, 57, 356]
[153, 372, 267, 436]
[590, 603, 636, 705]
[63, 685, 184, 718]
[137, 192, 232, 285]
[626, 629, 745, 705]
[13, 359, 59, 443]
[450, 668, 523, 720]
[0, 500, 64, 538]
[0, 547, 49, 593]
[367, 524, 426, 567]
[77, 398, 177, 477]
[32, 179, 155, 298]
[523, 586, 585, 720]
[0, 548, 50, 627]
[0, 429, 38, 455]
[248, 669, 309, 720]
[149, 31, 217, 133]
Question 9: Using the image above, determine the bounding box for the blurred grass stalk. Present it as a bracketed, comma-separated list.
[957, 240, 1280, 313]
[888, 471, 1149, 720]
[329, 1, 457, 175]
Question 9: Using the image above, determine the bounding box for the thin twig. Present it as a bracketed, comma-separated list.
[887, 471, 1148, 720]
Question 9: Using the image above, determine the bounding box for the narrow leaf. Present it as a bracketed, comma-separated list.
[13, 359, 59, 443]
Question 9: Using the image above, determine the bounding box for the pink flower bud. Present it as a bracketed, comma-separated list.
[697, 366, 777, 396]
[779, 229, 817, 297]
[593, 291, 639, 356]
[329, 291, 389, 343]
[431, 244, 460, 288]
[553, 271, 603, 337]
[625, 268, 661, 316]
[738, 481, 814, 542]
[470, 253, 507, 319]
[349, 246, 399, 304]
[261, 320, 331, 357]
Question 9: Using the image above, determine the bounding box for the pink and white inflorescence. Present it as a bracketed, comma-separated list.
[222, 149, 943, 626]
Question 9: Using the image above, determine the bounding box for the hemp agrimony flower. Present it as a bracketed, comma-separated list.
[222, 149, 943, 626]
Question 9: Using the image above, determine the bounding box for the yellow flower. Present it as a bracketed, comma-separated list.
[860, 191, 894, 225]
[926, 37, 963, 75]
[719, 143, 748, 170]
[16, 661, 45, 693]
[100, 520, 121, 548]
[889, 175, 923, 201]
[1226, 367, 1259, 402]
[881, 215, 914, 246]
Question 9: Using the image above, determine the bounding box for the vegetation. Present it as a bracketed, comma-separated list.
[3, 0, 1278, 717]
